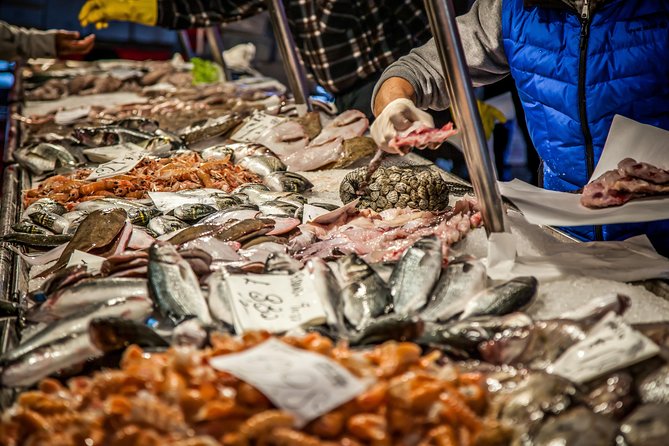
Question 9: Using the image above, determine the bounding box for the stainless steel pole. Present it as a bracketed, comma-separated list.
[177, 31, 195, 61]
[204, 26, 231, 82]
[266, 0, 312, 114]
[423, 0, 506, 234]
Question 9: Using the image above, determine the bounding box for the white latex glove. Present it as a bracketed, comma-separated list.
[371, 98, 434, 155]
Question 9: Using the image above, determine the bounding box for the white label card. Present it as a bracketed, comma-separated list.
[225, 271, 327, 333]
[83, 142, 144, 163]
[210, 338, 367, 426]
[550, 312, 660, 384]
[86, 144, 145, 180]
[66, 250, 106, 275]
[54, 106, 91, 125]
[230, 111, 287, 143]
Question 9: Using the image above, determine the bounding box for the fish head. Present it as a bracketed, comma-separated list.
[149, 241, 182, 264]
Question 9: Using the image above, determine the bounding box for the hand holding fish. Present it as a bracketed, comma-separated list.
[370, 98, 435, 155]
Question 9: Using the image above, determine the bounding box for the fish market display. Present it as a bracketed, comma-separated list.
[340, 165, 452, 211]
[581, 158, 669, 208]
[0, 333, 503, 445]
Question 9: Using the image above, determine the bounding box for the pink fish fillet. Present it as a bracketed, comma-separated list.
[256, 121, 308, 156]
[283, 136, 344, 171]
[311, 110, 369, 145]
[389, 122, 458, 152]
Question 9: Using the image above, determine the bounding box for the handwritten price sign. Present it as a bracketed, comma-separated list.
[226, 272, 327, 333]
[210, 338, 367, 426]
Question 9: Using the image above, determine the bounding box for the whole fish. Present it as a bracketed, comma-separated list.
[227, 142, 274, 159]
[237, 155, 287, 177]
[259, 200, 298, 217]
[148, 242, 212, 325]
[1, 333, 102, 387]
[74, 126, 153, 147]
[205, 271, 235, 327]
[75, 197, 149, 213]
[200, 144, 235, 161]
[389, 236, 443, 316]
[241, 235, 287, 249]
[148, 215, 189, 236]
[349, 314, 424, 346]
[212, 193, 244, 210]
[421, 257, 488, 322]
[166, 223, 234, 246]
[304, 258, 344, 333]
[459, 276, 538, 320]
[2, 295, 151, 364]
[11, 220, 52, 235]
[263, 171, 313, 192]
[15, 143, 78, 175]
[173, 203, 218, 223]
[39, 208, 127, 277]
[29, 265, 90, 302]
[178, 114, 243, 145]
[28, 210, 70, 234]
[22, 198, 67, 218]
[27, 278, 148, 322]
[215, 219, 275, 243]
[0, 232, 73, 248]
[89, 317, 169, 353]
[197, 206, 260, 226]
[127, 207, 160, 226]
[338, 253, 392, 330]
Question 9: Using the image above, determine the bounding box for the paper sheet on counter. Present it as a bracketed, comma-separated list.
[498, 115, 669, 226]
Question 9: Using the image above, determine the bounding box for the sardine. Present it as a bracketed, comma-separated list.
[89, 317, 169, 352]
[2, 296, 151, 364]
[389, 236, 443, 316]
[148, 215, 189, 236]
[28, 210, 70, 234]
[1, 333, 102, 387]
[173, 203, 218, 223]
[148, 242, 212, 325]
[459, 276, 538, 320]
[11, 220, 52, 235]
[421, 257, 488, 322]
[0, 232, 73, 248]
[349, 314, 424, 346]
[27, 278, 148, 322]
[237, 155, 287, 177]
[263, 171, 313, 192]
[338, 253, 392, 330]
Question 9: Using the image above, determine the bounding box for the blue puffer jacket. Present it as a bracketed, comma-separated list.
[502, 0, 669, 254]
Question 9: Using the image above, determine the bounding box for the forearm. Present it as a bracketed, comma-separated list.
[0, 21, 56, 60]
[156, 0, 265, 29]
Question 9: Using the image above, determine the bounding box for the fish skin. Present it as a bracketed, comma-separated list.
[28, 210, 70, 234]
[389, 236, 443, 316]
[420, 257, 488, 322]
[1, 296, 151, 364]
[0, 232, 72, 248]
[27, 278, 149, 322]
[338, 253, 392, 330]
[89, 317, 169, 353]
[173, 203, 217, 223]
[148, 242, 212, 325]
[349, 314, 424, 346]
[214, 218, 275, 243]
[263, 171, 313, 192]
[237, 155, 287, 177]
[74, 197, 149, 213]
[148, 215, 189, 236]
[459, 276, 538, 320]
[11, 220, 52, 235]
[205, 271, 235, 327]
[22, 199, 67, 219]
[1, 333, 102, 387]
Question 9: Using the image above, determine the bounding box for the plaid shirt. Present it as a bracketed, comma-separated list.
[157, 0, 432, 94]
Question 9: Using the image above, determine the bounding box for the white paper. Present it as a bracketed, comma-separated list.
[66, 250, 105, 275]
[54, 106, 91, 125]
[148, 189, 222, 213]
[83, 142, 144, 163]
[86, 145, 145, 180]
[210, 338, 366, 426]
[225, 272, 327, 333]
[302, 204, 330, 224]
[550, 312, 659, 383]
[499, 115, 669, 226]
[231, 111, 287, 143]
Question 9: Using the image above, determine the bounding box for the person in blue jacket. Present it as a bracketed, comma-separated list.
[371, 0, 669, 255]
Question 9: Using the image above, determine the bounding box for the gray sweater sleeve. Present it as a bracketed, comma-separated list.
[0, 21, 57, 60]
[373, 0, 509, 111]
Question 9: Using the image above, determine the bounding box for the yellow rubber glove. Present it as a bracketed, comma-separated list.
[79, 0, 158, 29]
[477, 100, 507, 140]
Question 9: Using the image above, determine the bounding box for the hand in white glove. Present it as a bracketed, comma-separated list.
[370, 98, 434, 155]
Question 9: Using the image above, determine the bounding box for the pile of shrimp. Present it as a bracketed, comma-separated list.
[0, 332, 512, 446]
[23, 152, 261, 209]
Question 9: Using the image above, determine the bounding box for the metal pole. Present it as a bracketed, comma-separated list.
[204, 26, 231, 82]
[177, 31, 195, 61]
[423, 0, 506, 234]
[266, 0, 312, 114]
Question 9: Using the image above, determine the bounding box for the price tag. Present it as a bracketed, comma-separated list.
[225, 271, 327, 333]
[66, 250, 105, 275]
[148, 189, 221, 214]
[83, 142, 144, 163]
[210, 338, 367, 426]
[54, 106, 91, 125]
[86, 145, 145, 181]
[231, 111, 287, 143]
[550, 312, 660, 384]
[302, 204, 331, 224]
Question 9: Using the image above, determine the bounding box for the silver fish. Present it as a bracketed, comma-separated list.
[389, 236, 443, 316]
[459, 276, 538, 320]
[259, 200, 298, 217]
[197, 206, 260, 226]
[89, 317, 169, 352]
[234, 183, 270, 195]
[2, 296, 151, 364]
[15, 143, 78, 175]
[212, 193, 244, 210]
[11, 220, 52, 235]
[263, 171, 313, 192]
[637, 365, 669, 405]
[338, 253, 392, 330]
[178, 114, 242, 145]
[75, 197, 149, 213]
[264, 252, 302, 274]
[1, 333, 102, 387]
[28, 210, 70, 234]
[205, 271, 235, 327]
[27, 278, 149, 323]
[420, 257, 488, 322]
[237, 155, 287, 177]
[148, 215, 189, 236]
[148, 242, 212, 325]
[22, 198, 67, 218]
[227, 142, 274, 159]
[172, 318, 208, 348]
[74, 126, 153, 147]
[173, 203, 218, 223]
[127, 207, 160, 226]
[201, 144, 235, 161]
[349, 314, 424, 346]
